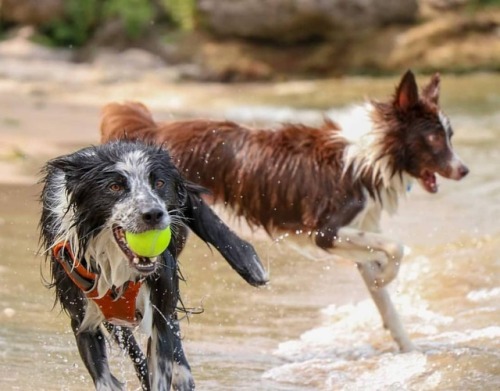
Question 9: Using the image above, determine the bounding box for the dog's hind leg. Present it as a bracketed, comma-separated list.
[357, 262, 416, 352]
[105, 323, 150, 390]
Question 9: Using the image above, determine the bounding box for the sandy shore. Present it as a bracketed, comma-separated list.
[0, 32, 255, 184]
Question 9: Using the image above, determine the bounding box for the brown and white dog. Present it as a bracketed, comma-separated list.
[100, 71, 469, 352]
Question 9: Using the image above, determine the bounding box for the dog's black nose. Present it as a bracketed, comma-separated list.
[142, 208, 165, 225]
[459, 165, 469, 178]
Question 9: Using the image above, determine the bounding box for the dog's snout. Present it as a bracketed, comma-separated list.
[458, 165, 469, 178]
[142, 208, 165, 225]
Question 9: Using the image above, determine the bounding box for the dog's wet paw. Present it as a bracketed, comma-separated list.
[172, 364, 195, 391]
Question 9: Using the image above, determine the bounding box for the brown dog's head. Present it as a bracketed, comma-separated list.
[375, 70, 469, 193]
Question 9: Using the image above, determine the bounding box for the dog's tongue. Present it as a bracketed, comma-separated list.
[420, 171, 438, 193]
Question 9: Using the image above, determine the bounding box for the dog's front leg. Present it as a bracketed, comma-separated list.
[148, 316, 194, 391]
[357, 262, 416, 352]
[70, 318, 125, 391]
[57, 276, 123, 391]
[184, 190, 268, 287]
[148, 251, 194, 391]
[335, 227, 404, 287]
[332, 227, 415, 352]
[105, 323, 149, 390]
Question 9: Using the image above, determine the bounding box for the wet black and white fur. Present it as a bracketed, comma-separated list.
[39, 141, 267, 391]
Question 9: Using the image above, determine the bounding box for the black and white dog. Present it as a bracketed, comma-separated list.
[39, 141, 267, 390]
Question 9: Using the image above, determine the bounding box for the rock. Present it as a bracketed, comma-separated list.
[92, 48, 165, 71]
[197, 0, 418, 43]
[420, 0, 468, 12]
[0, 27, 71, 62]
[0, 0, 64, 26]
[419, 0, 469, 18]
[91, 48, 175, 83]
[387, 11, 500, 72]
[196, 41, 273, 82]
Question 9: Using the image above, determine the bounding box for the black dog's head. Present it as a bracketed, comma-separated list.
[41, 141, 188, 284]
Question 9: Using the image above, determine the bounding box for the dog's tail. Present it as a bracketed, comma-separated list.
[101, 102, 159, 143]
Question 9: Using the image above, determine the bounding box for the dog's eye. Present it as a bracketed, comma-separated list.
[155, 179, 165, 189]
[426, 133, 442, 144]
[109, 183, 124, 192]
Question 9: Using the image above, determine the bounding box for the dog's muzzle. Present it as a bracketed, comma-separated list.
[112, 225, 163, 274]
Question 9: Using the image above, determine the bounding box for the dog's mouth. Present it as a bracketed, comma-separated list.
[418, 170, 438, 193]
[112, 225, 158, 274]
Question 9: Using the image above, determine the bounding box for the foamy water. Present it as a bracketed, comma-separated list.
[263, 236, 500, 391]
[221, 95, 500, 390]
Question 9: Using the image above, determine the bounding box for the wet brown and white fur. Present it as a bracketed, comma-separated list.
[100, 71, 469, 352]
[39, 141, 267, 391]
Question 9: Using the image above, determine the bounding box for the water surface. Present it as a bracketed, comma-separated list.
[0, 74, 499, 390]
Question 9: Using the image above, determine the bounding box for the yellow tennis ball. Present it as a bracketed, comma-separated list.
[125, 227, 171, 258]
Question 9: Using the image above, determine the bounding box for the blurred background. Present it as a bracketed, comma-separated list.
[0, 1, 499, 390]
[0, 0, 499, 80]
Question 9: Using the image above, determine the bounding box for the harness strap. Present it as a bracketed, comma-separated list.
[53, 242, 142, 326]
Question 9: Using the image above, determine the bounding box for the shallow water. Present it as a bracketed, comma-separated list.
[0, 74, 499, 390]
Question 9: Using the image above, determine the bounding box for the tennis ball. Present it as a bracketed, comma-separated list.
[125, 227, 171, 258]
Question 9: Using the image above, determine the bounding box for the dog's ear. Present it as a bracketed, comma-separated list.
[395, 70, 419, 110]
[47, 155, 82, 188]
[47, 149, 102, 195]
[176, 182, 188, 206]
[182, 181, 209, 203]
[48, 156, 77, 173]
[176, 180, 207, 206]
[421, 72, 440, 105]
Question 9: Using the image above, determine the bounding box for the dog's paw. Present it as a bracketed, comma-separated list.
[172, 364, 195, 391]
[399, 339, 419, 353]
[95, 376, 125, 391]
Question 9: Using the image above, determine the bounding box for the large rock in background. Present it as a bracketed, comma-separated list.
[0, 0, 497, 81]
[193, 0, 499, 80]
[0, 0, 63, 26]
[198, 0, 419, 42]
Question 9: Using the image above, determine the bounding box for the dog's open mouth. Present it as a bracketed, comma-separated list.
[418, 170, 438, 193]
[112, 226, 158, 274]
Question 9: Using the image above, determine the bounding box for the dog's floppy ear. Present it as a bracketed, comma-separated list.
[47, 155, 78, 173]
[47, 149, 101, 193]
[176, 182, 188, 206]
[178, 180, 206, 207]
[182, 185, 268, 287]
[395, 70, 419, 110]
[47, 153, 87, 191]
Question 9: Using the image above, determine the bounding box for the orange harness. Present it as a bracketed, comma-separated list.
[53, 242, 142, 326]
